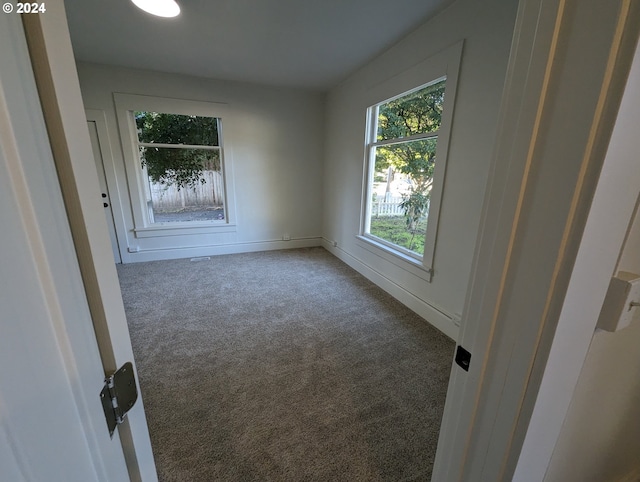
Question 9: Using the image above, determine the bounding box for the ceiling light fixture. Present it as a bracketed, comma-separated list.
[131, 0, 180, 18]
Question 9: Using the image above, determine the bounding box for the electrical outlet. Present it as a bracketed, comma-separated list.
[282, 234, 291, 241]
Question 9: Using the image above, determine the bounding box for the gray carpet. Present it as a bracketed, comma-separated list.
[117, 247, 454, 481]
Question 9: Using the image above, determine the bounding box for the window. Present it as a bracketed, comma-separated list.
[115, 94, 235, 236]
[359, 41, 461, 279]
[364, 80, 445, 258]
[135, 111, 225, 223]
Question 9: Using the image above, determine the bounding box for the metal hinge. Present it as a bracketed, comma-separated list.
[100, 362, 138, 438]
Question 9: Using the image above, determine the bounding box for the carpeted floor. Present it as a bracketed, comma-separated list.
[117, 247, 454, 481]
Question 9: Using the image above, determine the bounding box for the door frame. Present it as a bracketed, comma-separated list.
[18, 0, 640, 481]
[433, 0, 640, 480]
[513, 35, 640, 481]
[22, 4, 157, 481]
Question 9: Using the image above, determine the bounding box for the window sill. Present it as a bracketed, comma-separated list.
[133, 222, 237, 238]
[355, 235, 433, 283]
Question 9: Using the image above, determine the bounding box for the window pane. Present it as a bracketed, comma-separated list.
[135, 111, 219, 146]
[139, 146, 225, 223]
[367, 138, 437, 257]
[377, 80, 445, 141]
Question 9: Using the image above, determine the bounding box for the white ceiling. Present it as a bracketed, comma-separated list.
[65, 0, 454, 91]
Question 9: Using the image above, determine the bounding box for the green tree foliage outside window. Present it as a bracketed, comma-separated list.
[370, 80, 446, 254]
[135, 111, 221, 190]
[376, 80, 445, 192]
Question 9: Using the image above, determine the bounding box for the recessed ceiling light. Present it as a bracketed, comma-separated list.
[131, 0, 180, 18]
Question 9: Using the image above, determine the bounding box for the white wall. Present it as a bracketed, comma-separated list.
[76, 63, 325, 262]
[619, 203, 640, 272]
[544, 323, 640, 482]
[543, 203, 640, 482]
[321, 0, 518, 338]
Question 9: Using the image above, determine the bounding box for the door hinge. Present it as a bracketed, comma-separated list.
[100, 362, 138, 438]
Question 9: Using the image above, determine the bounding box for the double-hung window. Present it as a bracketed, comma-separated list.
[360, 43, 461, 279]
[115, 94, 235, 236]
[135, 111, 224, 223]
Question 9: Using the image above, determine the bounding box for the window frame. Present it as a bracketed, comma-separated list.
[114, 93, 236, 237]
[358, 42, 462, 280]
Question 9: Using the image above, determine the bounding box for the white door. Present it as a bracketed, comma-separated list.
[0, 12, 130, 481]
[87, 118, 122, 263]
[19, 3, 157, 480]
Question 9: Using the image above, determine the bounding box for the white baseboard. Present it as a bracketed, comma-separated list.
[321, 239, 459, 341]
[123, 236, 459, 341]
[123, 237, 323, 263]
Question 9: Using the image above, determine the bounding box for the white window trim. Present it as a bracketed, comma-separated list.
[359, 41, 463, 280]
[114, 93, 237, 237]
